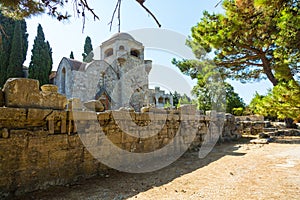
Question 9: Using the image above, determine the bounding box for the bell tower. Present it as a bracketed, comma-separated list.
[100, 32, 144, 65]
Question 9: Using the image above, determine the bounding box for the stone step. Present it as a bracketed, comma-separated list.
[263, 128, 278, 132]
[250, 138, 274, 144]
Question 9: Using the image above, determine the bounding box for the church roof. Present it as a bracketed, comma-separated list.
[95, 87, 112, 102]
[101, 32, 142, 47]
[109, 32, 135, 41]
[64, 58, 87, 71]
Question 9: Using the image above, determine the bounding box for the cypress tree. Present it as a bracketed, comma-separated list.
[0, 12, 28, 87]
[0, 13, 15, 86]
[20, 20, 28, 65]
[28, 24, 52, 86]
[70, 51, 74, 59]
[46, 41, 53, 75]
[82, 36, 93, 62]
[7, 21, 24, 78]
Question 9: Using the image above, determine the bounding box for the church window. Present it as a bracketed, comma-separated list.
[119, 45, 125, 50]
[158, 97, 164, 104]
[130, 49, 140, 58]
[105, 48, 113, 58]
[61, 68, 66, 94]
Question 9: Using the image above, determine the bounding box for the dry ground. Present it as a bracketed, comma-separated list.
[15, 137, 300, 200]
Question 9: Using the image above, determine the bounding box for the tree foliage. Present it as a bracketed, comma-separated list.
[191, 79, 245, 114]
[28, 24, 52, 86]
[82, 36, 93, 62]
[0, 0, 97, 22]
[7, 21, 24, 78]
[70, 51, 74, 59]
[189, 0, 299, 86]
[175, 0, 299, 120]
[171, 91, 181, 107]
[249, 81, 300, 121]
[0, 11, 28, 87]
[0, 0, 160, 31]
[173, 58, 244, 113]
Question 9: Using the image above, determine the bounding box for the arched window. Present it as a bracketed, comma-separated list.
[158, 97, 164, 104]
[119, 45, 125, 50]
[165, 98, 170, 104]
[130, 49, 140, 58]
[61, 68, 66, 94]
[153, 97, 157, 105]
[104, 48, 113, 58]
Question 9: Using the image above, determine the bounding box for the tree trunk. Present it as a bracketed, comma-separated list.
[284, 118, 297, 128]
[261, 55, 278, 86]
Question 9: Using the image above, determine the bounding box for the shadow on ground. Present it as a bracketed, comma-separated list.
[12, 138, 250, 200]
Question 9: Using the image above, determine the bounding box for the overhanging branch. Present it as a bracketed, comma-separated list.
[135, 0, 161, 28]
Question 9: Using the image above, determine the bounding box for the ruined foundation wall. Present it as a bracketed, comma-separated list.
[0, 78, 239, 197]
[0, 107, 214, 196]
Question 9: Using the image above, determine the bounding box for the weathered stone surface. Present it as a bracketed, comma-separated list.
[0, 107, 27, 120]
[235, 115, 264, 121]
[141, 106, 150, 113]
[179, 104, 197, 112]
[0, 106, 241, 197]
[27, 109, 53, 120]
[0, 128, 9, 138]
[118, 107, 134, 112]
[84, 100, 104, 112]
[41, 92, 67, 110]
[3, 78, 67, 110]
[0, 90, 4, 107]
[41, 84, 58, 93]
[67, 98, 84, 111]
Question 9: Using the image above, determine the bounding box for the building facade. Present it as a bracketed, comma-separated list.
[54, 33, 172, 111]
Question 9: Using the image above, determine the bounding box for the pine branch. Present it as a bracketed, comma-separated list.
[135, 0, 161, 28]
[108, 0, 121, 31]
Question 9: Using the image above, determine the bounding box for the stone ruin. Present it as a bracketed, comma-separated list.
[0, 78, 241, 197]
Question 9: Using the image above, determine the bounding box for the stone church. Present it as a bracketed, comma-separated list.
[54, 33, 173, 111]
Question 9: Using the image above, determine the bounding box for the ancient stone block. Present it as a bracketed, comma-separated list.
[83, 100, 104, 112]
[66, 98, 84, 111]
[69, 111, 97, 121]
[41, 92, 67, 110]
[3, 78, 67, 110]
[27, 109, 53, 121]
[97, 111, 111, 121]
[41, 84, 58, 93]
[0, 107, 27, 121]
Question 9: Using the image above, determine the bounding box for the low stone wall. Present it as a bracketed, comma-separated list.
[0, 107, 217, 197]
[235, 115, 264, 122]
[0, 78, 240, 197]
[235, 121, 271, 135]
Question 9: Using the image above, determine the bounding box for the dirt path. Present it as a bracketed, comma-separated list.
[16, 137, 300, 200]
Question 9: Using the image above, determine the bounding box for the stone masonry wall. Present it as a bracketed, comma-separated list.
[0, 78, 239, 197]
[0, 108, 214, 197]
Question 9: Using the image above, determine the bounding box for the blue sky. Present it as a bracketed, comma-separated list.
[24, 0, 273, 104]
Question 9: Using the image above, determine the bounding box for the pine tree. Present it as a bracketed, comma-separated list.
[28, 24, 52, 86]
[82, 36, 93, 62]
[70, 51, 74, 59]
[7, 21, 24, 78]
